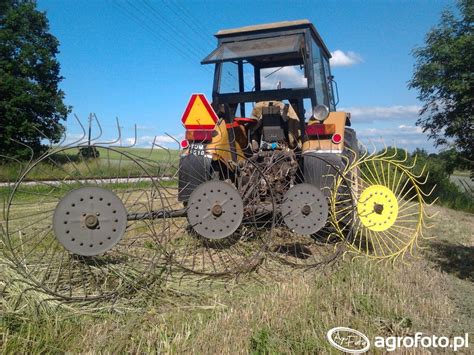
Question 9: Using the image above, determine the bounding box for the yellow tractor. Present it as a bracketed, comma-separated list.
[179, 20, 357, 241]
[177, 20, 431, 270]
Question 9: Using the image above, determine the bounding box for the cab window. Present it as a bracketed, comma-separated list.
[260, 65, 307, 90]
[321, 55, 335, 111]
[312, 44, 330, 108]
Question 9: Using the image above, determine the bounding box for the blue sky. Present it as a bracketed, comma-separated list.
[36, 0, 454, 151]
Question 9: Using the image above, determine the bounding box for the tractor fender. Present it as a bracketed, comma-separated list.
[343, 127, 359, 165]
[178, 154, 212, 202]
[303, 152, 344, 197]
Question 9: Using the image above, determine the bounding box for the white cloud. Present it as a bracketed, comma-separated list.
[261, 66, 307, 90]
[340, 105, 421, 122]
[330, 50, 363, 67]
[154, 134, 182, 147]
[358, 126, 421, 137]
[398, 124, 423, 133]
[355, 125, 433, 152]
[343, 105, 433, 152]
[123, 134, 182, 148]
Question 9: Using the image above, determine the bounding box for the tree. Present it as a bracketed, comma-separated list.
[409, 0, 473, 166]
[0, 0, 70, 160]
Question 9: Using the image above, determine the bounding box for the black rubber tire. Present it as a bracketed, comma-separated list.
[178, 154, 212, 202]
[343, 127, 359, 166]
[303, 153, 344, 197]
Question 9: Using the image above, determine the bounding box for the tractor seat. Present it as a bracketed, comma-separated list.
[234, 117, 258, 124]
[227, 117, 259, 128]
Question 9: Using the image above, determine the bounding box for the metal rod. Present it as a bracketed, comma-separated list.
[127, 208, 187, 221]
[127, 204, 277, 221]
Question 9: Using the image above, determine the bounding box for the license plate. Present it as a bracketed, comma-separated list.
[189, 143, 206, 156]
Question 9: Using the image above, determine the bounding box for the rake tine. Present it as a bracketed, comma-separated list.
[68, 113, 87, 147]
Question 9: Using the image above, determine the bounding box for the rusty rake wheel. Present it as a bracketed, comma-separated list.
[246, 150, 350, 269]
[155, 148, 276, 276]
[3, 146, 164, 301]
[333, 147, 433, 261]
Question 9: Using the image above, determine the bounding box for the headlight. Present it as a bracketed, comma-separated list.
[312, 105, 330, 122]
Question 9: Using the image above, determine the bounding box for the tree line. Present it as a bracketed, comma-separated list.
[0, 0, 472, 170]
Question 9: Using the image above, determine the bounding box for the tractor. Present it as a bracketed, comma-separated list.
[178, 20, 358, 242]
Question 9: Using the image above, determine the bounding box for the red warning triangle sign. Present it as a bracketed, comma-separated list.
[181, 94, 218, 129]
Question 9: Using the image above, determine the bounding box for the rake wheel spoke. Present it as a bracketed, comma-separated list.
[4, 146, 165, 301]
[332, 148, 431, 261]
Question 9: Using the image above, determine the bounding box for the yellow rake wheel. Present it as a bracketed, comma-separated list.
[332, 147, 434, 261]
[357, 185, 398, 232]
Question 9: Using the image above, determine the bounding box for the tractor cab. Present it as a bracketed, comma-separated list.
[202, 20, 337, 134]
[179, 20, 357, 210]
[188, 19, 352, 158]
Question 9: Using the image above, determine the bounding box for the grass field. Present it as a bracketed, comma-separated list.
[0, 147, 180, 183]
[0, 148, 472, 352]
[0, 203, 472, 353]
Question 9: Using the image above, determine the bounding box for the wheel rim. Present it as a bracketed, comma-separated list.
[187, 181, 244, 240]
[3, 146, 164, 300]
[258, 152, 349, 269]
[158, 148, 275, 276]
[333, 148, 431, 261]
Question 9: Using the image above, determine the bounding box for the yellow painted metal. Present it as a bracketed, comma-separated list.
[205, 120, 246, 167]
[302, 111, 346, 152]
[357, 185, 398, 232]
[329, 145, 435, 261]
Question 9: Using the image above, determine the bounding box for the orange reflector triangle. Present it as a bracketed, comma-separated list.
[181, 94, 218, 129]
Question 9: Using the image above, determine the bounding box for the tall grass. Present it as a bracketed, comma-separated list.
[0, 147, 472, 352]
[0, 257, 456, 353]
[0, 147, 180, 182]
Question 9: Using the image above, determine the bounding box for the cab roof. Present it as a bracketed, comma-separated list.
[214, 19, 331, 58]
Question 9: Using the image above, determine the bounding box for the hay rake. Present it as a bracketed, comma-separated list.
[332, 145, 436, 261]
[0, 115, 433, 302]
[0, 20, 436, 303]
